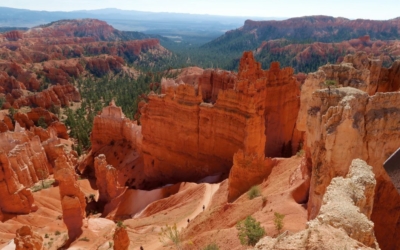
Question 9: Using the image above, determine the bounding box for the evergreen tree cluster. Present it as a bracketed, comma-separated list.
[64, 70, 175, 154]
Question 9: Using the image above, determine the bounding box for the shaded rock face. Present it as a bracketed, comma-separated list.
[140, 52, 301, 189]
[255, 159, 379, 250]
[302, 87, 400, 250]
[54, 155, 86, 243]
[113, 227, 129, 250]
[228, 150, 275, 202]
[14, 225, 43, 250]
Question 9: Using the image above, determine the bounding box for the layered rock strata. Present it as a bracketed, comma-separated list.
[140, 52, 301, 188]
[255, 159, 379, 249]
[303, 87, 400, 250]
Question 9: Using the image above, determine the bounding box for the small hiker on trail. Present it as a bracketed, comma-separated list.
[187, 219, 190, 223]
[203, 205, 205, 211]
[140, 247, 144, 250]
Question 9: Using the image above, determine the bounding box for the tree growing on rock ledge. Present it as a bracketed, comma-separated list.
[273, 212, 285, 235]
[236, 216, 265, 246]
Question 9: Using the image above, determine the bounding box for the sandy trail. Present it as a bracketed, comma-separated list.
[177, 183, 220, 230]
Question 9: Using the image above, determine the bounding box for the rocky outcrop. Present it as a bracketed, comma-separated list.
[14, 225, 43, 250]
[94, 154, 120, 203]
[14, 108, 59, 130]
[4, 31, 24, 41]
[85, 55, 124, 77]
[140, 52, 301, 189]
[90, 101, 142, 153]
[255, 159, 379, 250]
[296, 53, 400, 121]
[228, 150, 274, 202]
[10, 84, 81, 109]
[54, 154, 86, 243]
[79, 101, 142, 188]
[303, 87, 400, 250]
[113, 226, 129, 250]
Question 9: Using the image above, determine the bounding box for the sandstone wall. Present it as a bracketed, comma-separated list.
[304, 87, 400, 250]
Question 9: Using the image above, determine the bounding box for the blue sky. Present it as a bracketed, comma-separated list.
[0, 0, 398, 20]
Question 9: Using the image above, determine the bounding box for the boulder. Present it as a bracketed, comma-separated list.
[14, 226, 43, 250]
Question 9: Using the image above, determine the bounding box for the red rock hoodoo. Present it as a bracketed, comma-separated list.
[54, 154, 86, 243]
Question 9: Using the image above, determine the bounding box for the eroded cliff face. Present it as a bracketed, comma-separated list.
[255, 159, 379, 250]
[140, 52, 301, 189]
[303, 87, 400, 250]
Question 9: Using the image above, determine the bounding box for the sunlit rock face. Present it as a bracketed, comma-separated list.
[140, 51, 302, 189]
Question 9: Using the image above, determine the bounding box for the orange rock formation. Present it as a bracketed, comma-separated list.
[94, 154, 121, 203]
[14, 226, 43, 250]
[79, 101, 143, 190]
[113, 227, 130, 250]
[0, 129, 51, 214]
[54, 155, 86, 244]
[228, 150, 275, 202]
[140, 52, 302, 189]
